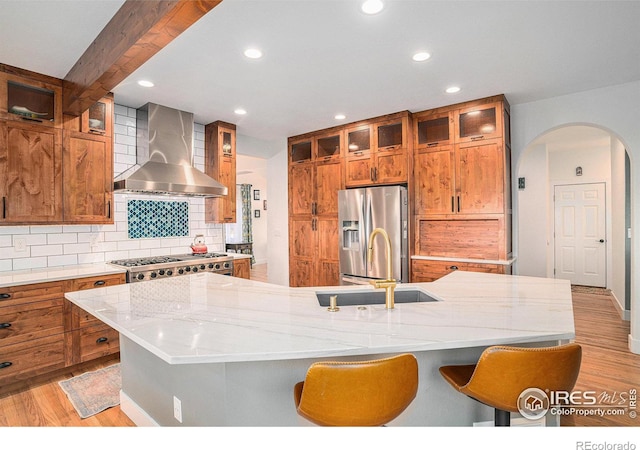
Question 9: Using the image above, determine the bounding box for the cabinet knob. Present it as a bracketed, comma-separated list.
[96, 337, 108, 344]
[449, 266, 459, 270]
[0, 323, 11, 329]
[94, 280, 106, 286]
[0, 362, 12, 369]
[0, 293, 11, 300]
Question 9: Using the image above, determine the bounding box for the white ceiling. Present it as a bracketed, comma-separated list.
[1, 0, 639, 158]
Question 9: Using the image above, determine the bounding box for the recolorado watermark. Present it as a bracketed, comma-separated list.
[517, 387, 637, 420]
[575, 442, 636, 450]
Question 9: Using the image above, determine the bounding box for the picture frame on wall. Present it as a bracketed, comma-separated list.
[254, 209, 260, 218]
[253, 190, 260, 201]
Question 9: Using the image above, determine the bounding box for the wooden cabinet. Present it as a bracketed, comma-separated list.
[62, 94, 114, 224]
[1, 65, 115, 225]
[0, 272, 125, 386]
[64, 273, 125, 366]
[0, 281, 66, 385]
[411, 259, 506, 283]
[205, 121, 236, 223]
[412, 95, 512, 281]
[0, 120, 63, 223]
[233, 258, 251, 279]
[345, 112, 411, 187]
[288, 130, 343, 287]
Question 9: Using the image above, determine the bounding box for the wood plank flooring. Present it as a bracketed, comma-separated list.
[1, 277, 638, 427]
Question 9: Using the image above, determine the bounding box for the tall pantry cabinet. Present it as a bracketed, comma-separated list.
[411, 95, 512, 281]
[288, 130, 343, 287]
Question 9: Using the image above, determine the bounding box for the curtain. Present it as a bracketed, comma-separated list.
[240, 184, 255, 265]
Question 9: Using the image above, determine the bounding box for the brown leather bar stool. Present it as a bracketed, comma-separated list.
[439, 343, 582, 426]
[294, 353, 418, 426]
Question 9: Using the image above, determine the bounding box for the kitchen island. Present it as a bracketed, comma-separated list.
[64, 271, 576, 426]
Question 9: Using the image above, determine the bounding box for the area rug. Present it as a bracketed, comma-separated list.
[58, 363, 121, 419]
[571, 285, 611, 296]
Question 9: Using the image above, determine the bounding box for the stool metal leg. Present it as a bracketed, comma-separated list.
[495, 409, 510, 426]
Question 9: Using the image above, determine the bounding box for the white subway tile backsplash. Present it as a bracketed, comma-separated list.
[47, 233, 78, 245]
[13, 257, 48, 271]
[64, 243, 91, 255]
[48, 254, 78, 267]
[0, 259, 13, 272]
[0, 226, 30, 235]
[78, 252, 106, 264]
[1, 104, 223, 273]
[31, 225, 63, 234]
[31, 244, 63, 257]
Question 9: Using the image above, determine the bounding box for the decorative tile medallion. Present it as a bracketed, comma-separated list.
[127, 199, 189, 239]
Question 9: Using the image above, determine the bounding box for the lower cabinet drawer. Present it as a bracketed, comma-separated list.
[411, 259, 504, 282]
[0, 334, 65, 385]
[79, 324, 119, 363]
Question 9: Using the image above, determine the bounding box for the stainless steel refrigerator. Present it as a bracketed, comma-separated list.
[338, 185, 408, 285]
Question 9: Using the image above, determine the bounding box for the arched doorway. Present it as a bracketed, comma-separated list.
[516, 124, 631, 318]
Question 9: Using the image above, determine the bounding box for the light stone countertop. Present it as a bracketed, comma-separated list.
[64, 270, 575, 365]
[0, 263, 127, 288]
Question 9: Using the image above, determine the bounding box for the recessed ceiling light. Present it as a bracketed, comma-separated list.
[361, 0, 384, 14]
[445, 86, 461, 94]
[243, 48, 263, 59]
[334, 114, 346, 120]
[234, 108, 247, 115]
[412, 52, 431, 62]
[137, 80, 154, 88]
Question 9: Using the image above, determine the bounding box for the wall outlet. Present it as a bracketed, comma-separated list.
[14, 237, 27, 252]
[173, 396, 183, 423]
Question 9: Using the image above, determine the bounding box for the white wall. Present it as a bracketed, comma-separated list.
[516, 144, 548, 277]
[266, 146, 289, 286]
[611, 137, 627, 314]
[0, 105, 224, 272]
[511, 80, 640, 353]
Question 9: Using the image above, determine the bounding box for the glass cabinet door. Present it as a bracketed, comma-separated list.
[290, 139, 313, 163]
[416, 112, 452, 148]
[316, 133, 341, 159]
[377, 121, 403, 150]
[87, 101, 107, 133]
[6, 80, 56, 124]
[221, 130, 233, 156]
[457, 103, 502, 142]
[346, 125, 371, 155]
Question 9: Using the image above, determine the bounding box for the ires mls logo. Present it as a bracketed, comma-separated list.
[518, 388, 638, 420]
[518, 388, 550, 420]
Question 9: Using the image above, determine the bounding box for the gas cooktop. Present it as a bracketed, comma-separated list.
[109, 253, 234, 282]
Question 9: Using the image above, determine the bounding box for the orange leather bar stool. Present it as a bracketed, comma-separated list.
[439, 343, 582, 426]
[294, 353, 418, 426]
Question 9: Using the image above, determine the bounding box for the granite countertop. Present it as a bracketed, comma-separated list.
[64, 271, 576, 365]
[0, 263, 127, 288]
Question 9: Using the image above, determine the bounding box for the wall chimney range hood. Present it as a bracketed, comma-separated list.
[113, 103, 228, 197]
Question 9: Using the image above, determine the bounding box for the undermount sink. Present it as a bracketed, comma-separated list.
[315, 289, 438, 307]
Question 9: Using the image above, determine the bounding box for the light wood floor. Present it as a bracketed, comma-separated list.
[250, 263, 268, 282]
[1, 279, 637, 426]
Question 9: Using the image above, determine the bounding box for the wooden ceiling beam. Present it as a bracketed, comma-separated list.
[62, 0, 221, 116]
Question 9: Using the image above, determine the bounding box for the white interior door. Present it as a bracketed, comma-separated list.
[554, 183, 606, 287]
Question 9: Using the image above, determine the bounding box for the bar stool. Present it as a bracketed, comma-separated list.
[293, 353, 418, 426]
[439, 343, 582, 426]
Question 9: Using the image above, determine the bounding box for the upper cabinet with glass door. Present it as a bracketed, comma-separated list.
[0, 69, 62, 128]
[454, 101, 503, 143]
[289, 137, 314, 164]
[315, 131, 342, 161]
[414, 110, 454, 151]
[81, 97, 113, 136]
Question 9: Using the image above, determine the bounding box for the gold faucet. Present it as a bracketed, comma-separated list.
[367, 228, 397, 309]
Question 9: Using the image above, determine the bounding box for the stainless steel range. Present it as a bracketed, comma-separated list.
[109, 253, 234, 283]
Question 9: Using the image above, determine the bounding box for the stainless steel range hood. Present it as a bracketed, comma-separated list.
[113, 103, 228, 197]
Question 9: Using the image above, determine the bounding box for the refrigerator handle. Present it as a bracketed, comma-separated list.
[365, 192, 374, 274]
[359, 193, 366, 271]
